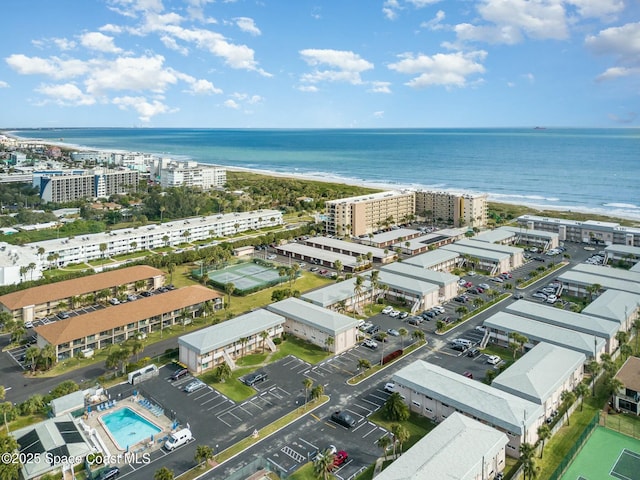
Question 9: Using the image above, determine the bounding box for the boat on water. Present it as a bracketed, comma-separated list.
[533, 127, 546, 130]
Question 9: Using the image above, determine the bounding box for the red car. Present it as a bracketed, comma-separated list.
[334, 451, 348, 467]
[464, 281, 473, 288]
[463, 371, 474, 379]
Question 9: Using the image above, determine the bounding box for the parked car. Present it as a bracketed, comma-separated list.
[384, 382, 396, 393]
[57, 311, 70, 319]
[386, 328, 400, 337]
[367, 325, 380, 335]
[532, 292, 548, 300]
[487, 355, 501, 365]
[170, 368, 189, 381]
[96, 467, 121, 479]
[359, 322, 373, 332]
[451, 343, 468, 352]
[127, 294, 137, 302]
[140, 291, 153, 297]
[363, 339, 378, 349]
[109, 297, 121, 305]
[408, 317, 422, 326]
[467, 347, 481, 358]
[183, 380, 206, 393]
[331, 411, 356, 428]
[398, 312, 408, 319]
[381, 306, 393, 314]
[243, 371, 269, 386]
[463, 371, 474, 379]
[389, 310, 400, 318]
[479, 283, 490, 290]
[513, 293, 524, 299]
[334, 451, 349, 467]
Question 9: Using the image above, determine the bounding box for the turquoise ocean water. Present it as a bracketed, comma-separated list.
[8, 128, 640, 220]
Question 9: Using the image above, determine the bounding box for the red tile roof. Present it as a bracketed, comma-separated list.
[35, 285, 222, 346]
[0, 266, 164, 310]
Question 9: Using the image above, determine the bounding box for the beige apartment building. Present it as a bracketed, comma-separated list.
[325, 191, 415, 237]
[415, 190, 488, 228]
[325, 190, 487, 236]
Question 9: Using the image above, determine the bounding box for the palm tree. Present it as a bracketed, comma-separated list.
[391, 424, 410, 455]
[376, 435, 392, 460]
[520, 442, 538, 480]
[99, 243, 108, 258]
[194, 445, 214, 468]
[310, 384, 324, 400]
[377, 331, 388, 363]
[324, 336, 334, 352]
[575, 382, 590, 411]
[585, 283, 601, 301]
[289, 263, 300, 287]
[353, 275, 364, 315]
[455, 305, 468, 317]
[334, 260, 343, 278]
[560, 390, 576, 425]
[357, 358, 371, 373]
[225, 282, 235, 308]
[381, 392, 409, 422]
[25, 345, 40, 372]
[412, 329, 425, 343]
[260, 330, 269, 352]
[167, 263, 176, 285]
[398, 328, 408, 348]
[159, 205, 166, 223]
[128, 338, 144, 361]
[154, 466, 175, 480]
[303, 378, 313, 408]
[587, 360, 601, 396]
[239, 337, 248, 357]
[40, 344, 56, 370]
[313, 449, 335, 480]
[605, 377, 625, 406]
[536, 424, 551, 458]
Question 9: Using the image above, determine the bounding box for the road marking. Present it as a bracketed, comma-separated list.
[206, 399, 231, 411]
[361, 398, 379, 407]
[324, 422, 336, 429]
[311, 413, 321, 421]
[299, 437, 317, 449]
[362, 425, 378, 438]
[281, 446, 305, 463]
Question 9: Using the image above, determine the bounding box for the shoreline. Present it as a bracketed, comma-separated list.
[4, 131, 640, 224]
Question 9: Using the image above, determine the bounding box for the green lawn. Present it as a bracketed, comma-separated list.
[369, 410, 437, 452]
[270, 336, 330, 364]
[200, 365, 257, 402]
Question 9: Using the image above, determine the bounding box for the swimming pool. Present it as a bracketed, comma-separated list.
[101, 407, 162, 450]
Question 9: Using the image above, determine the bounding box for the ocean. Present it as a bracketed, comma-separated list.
[8, 127, 640, 221]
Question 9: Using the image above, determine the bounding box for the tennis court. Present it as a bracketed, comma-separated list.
[560, 427, 640, 480]
[203, 262, 283, 293]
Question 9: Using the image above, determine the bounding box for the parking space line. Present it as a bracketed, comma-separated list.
[298, 438, 317, 450]
[353, 402, 373, 413]
[362, 425, 379, 438]
[370, 392, 388, 401]
[274, 385, 290, 396]
[237, 405, 254, 416]
[281, 446, 305, 463]
[193, 390, 214, 400]
[217, 416, 233, 427]
[267, 458, 287, 473]
[360, 398, 380, 407]
[352, 421, 367, 432]
[206, 398, 232, 411]
[200, 394, 222, 405]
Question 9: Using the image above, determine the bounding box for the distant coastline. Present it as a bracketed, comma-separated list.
[4, 128, 640, 224]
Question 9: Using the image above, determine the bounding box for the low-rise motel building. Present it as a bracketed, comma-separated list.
[178, 310, 285, 373]
[34, 285, 222, 361]
[392, 360, 544, 456]
[0, 265, 165, 324]
[491, 343, 586, 419]
[374, 412, 508, 480]
[267, 297, 360, 354]
[613, 356, 640, 416]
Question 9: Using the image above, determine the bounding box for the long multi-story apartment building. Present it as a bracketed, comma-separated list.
[35, 168, 139, 203]
[325, 191, 415, 237]
[325, 190, 487, 236]
[517, 215, 640, 246]
[157, 160, 226, 190]
[415, 190, 488, 228]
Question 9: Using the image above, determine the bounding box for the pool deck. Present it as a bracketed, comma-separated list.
[83, 395, 174, 460]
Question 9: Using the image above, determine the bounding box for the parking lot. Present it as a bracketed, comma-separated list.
[266, 382, 392, 479]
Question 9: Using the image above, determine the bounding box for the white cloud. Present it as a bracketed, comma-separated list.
[454, 0, 570, 45]
[0, 80, 9, 88]
[223, 99, 240, 109]
[297, 85, 319, 92]
[160, 35, 189, 55]
[368, 81, 392, 93]
[35, 82, 96, 106]
[84, 55, 179, 95]
[160, 25, 270, 75]
[523, 72, 535, 83]
[596, 67, 640, 82]
[5, 54, 89, 80]
[507, 81, 515, 87]
[567, 0, 624, 20]
[100, 24, 124, 34]
[388, 50, 487, 88]
[52, 38, 77, 50]
[586, 22, 640, 80]
[234, 17, 261, 36]
[383, 0, 441, 20]
[112, 95, 172, 122]
[373, 111, 384, 118]
[184, 78, 222, 95]
[299, 49, 374, 85]
[421, 10, 446, 31]
[80, 32, 123, 53]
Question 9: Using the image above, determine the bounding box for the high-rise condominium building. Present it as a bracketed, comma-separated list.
[37, 169, 139, 203]
[325, 191, 416, 237]
[415, 191, 488, 228]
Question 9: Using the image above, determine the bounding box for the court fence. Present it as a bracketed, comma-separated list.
[602, 412, 640, 441]
[546, 411, 600, 480]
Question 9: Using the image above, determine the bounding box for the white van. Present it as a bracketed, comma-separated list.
[452, 339, 473, 348]
[164, 428, 192, 451]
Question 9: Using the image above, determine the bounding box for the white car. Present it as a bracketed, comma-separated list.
[267, 254, 276, 260]
[389, 310, 400, 318]
[487, 355, 501, 365]
[359, 322, 373, 331]
[479, 283, 490, 290]
[546, 295, 558, 304]
[468, 271, 477, 276]
[381, 306, 393, 314]
[532, 292, 548, 300]
[384, 382, 396, 393]
[433, 306, 445, 313]
[363, 339, 378, 349]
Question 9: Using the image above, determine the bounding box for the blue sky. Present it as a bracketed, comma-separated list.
[1, 0, 638, 128]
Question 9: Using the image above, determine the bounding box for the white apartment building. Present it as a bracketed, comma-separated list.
[415, 190, 488, 228]
[35, 169, 139, 202]
[156, 159, 226, 190]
